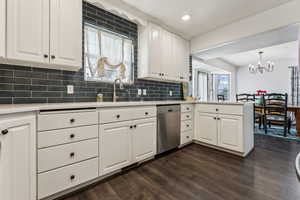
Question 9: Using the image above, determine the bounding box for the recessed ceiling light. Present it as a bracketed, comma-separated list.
[181, 14, 191, 21]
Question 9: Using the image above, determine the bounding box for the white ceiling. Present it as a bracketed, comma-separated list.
[193, 24, 299, 60]
[221, 41, 299, 67]
[122, 0, 292, 38]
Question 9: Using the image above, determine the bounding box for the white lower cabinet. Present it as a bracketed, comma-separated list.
[0, 113, 36, 200]
[194, 112, 218, 146]
[99, 121, 132, 176]
[38, 138, 99, 173]
[132, 118, 157, 162]
[195, 111, 242, 151]
[181, 130, 193, 145]
[99, 116, 157, 176]
[38, 158, 98, 199]
[194, 103, 254, 156]
[218, 115, 243, 152]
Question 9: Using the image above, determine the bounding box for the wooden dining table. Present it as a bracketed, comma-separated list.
[255, 104, 300, 137]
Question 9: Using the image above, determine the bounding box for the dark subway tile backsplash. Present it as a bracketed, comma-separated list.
[0, 2, 183, 104]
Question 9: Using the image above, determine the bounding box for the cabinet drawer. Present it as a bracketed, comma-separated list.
[181, 112, 192, 121]
[38, 139, 98, 173]
[181, 130, 193, 145]
[181, 104, 193, 113]
[218, 105, 243, 115]
[38, 125, 98, 149]
[38, 111, 98, 131]
[196, 104, 244, 115]
[196, 104, 218, 113]
[181, 120, 193, 132]
[38, 158, 98, 199]
[99, 106, 156, 124]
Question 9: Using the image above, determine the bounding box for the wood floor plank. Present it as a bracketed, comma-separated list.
[61, 135, 300, 200]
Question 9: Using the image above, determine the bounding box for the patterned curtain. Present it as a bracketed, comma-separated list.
[290, 66, 299, 105]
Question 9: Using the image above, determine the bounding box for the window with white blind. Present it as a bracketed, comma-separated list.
[84, 24, 134, 83]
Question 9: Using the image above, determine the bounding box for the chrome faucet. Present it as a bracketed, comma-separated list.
[113, 78, 124, 102]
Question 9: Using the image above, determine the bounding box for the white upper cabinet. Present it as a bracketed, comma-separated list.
[7, 0, 49, 63]
[50, 0, 82, 68]
[6, 0, 82, 70]
[0, 0, 5, 58]
[0, 114, 36, 200]
[139, 22, 189, 82]
[161, 29, 173, 79]
[148, 23, 163, 79]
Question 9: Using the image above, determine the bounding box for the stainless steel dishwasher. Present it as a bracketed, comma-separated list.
[157, 104, 180, 154]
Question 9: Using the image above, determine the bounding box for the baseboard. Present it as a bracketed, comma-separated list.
[192, 140, 254, 157]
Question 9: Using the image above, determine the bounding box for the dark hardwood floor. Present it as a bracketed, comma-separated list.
[61, 134, 300, 200]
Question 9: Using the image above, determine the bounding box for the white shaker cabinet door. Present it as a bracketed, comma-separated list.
[180, 39, 190, 82]
[6, 0, 49, 63]
[218, 115, 243, 152]
[161, 29, 173, 80]
[132, 118, 157, 163]
[99, 121, 132, 176]
[194, 112, 218, 145]
[0, 114, 36, 200]
[148, 23, 163, 79]
[0, 0, 5, 58]
[50, 0, 82, 68]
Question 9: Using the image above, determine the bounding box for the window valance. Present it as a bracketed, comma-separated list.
[86, 0, 147, 26]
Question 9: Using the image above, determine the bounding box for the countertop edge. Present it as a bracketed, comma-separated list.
[0, 101, 249, 115]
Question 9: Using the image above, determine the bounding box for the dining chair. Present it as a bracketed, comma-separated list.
[236, 93, 255, 102]
[263, 93, 291, 136]
[217, 95, 225, 102]
[236, 94, 263, 128]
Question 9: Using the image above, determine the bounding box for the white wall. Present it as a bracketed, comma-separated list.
[191, 0, 300, 53]
[237, 59, 297, 96]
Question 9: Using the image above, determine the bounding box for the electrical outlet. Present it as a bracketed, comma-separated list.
[169, 90, 173, 96]
[143, 89, 147, 96]
[138, 89, 142, 96]
[67, 85, 74, 94]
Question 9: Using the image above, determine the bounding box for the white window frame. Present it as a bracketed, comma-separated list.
[84, 23, 135, 84]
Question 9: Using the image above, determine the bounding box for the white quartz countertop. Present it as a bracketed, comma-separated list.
[0, 101, 248, 115]
[196, 101, 246, 105]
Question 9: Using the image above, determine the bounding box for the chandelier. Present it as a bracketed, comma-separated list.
[248, 51, 274, 74]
